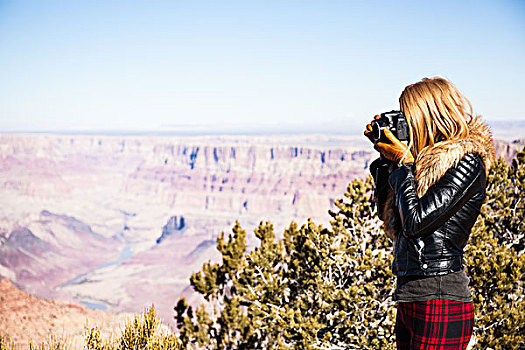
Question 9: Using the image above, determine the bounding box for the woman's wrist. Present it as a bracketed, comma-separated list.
[398, 162, 414, 169]
[399, 153, 415, 165]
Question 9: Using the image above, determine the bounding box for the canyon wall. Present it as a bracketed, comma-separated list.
[0, 132, 522, 325]
[0, 133, 375, 324]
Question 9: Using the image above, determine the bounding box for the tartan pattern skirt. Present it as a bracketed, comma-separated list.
[395, 299, 474, 350]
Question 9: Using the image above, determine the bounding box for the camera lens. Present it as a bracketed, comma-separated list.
[371, 122, 382, 141]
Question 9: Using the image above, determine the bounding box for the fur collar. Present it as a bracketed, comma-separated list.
[382, 115, 496, 239]
[413, 115, 496, 197]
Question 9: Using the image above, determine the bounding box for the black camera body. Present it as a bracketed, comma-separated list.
[371, 110, 410, 143]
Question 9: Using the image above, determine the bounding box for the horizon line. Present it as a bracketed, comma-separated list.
[1, 118, 524, 137]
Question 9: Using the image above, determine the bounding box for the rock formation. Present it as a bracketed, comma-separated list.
[0, 131, 520, 325]
[156, 216, 186, 244]
[0, 278, 131, 347]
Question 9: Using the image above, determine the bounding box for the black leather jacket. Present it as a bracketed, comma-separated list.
[373, 152, 487, 276]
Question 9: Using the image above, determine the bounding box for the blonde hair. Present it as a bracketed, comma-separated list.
[399, 77, 471, 162]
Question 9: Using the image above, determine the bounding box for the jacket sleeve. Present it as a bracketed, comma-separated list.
[369, 157, 396, 221]
[387, 153, 485, 239]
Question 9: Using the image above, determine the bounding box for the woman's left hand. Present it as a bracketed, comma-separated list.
[364, 115, 381, 144]
[374, 129, 415, 164]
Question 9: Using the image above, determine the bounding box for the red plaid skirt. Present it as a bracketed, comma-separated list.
[396, 299, 474, 350]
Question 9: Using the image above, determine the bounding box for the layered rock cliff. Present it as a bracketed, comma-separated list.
[0, 133, 374, 323]
[0, 132, 520, 325]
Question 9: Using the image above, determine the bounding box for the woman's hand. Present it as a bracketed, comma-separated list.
[374, 129, 415, 164]
[363, 115, 381, 144]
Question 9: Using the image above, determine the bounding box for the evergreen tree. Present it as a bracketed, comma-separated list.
[464, 146, 525, 349]
[175, 182, 395, 348]
[175, 148, 525, 349]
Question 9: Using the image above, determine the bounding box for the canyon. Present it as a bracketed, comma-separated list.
[0, 132, 376, 326]
[0, 129, 523, 330]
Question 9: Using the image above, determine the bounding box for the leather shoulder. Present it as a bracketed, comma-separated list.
[442, 153, 485, 191]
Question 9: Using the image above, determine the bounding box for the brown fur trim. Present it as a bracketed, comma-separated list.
[413, 115, 496, 198]
[381, 115, 495, 237]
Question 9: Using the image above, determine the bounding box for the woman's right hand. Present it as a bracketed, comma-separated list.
[375, 129, 415, 164]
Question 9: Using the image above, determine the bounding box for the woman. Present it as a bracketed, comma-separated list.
[364, 77, 495, 349]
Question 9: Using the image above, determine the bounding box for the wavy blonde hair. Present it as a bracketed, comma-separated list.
[399, 77, 472, 161]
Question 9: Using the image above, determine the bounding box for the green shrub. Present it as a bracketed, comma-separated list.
[85, 304, 181, 350]
[175, 148, 525, 349]
[0, 334, 74, 350]
[175, 179, 395, 348]
[464, 147, 525, 349]
[0, 335, 9, 350]
[1, 305, 181, 350]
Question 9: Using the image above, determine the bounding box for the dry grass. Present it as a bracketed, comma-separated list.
[1, 305, 181, 350]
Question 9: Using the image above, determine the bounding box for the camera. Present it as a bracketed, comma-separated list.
[371, 110, 410, 143]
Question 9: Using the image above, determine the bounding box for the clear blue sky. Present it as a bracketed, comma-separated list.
[0, 0, 524, 133]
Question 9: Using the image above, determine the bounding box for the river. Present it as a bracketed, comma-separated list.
[61, 211, 134, 310]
